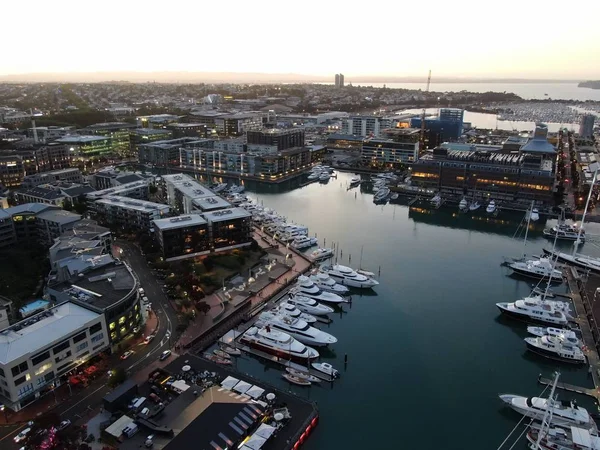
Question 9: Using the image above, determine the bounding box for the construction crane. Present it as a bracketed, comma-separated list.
[420, 70, 432, 152]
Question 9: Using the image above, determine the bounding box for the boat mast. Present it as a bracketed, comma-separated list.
[542, 231, 561, 300]
[534, 372, 559, 449]
[572, 162, 599, 256]
[523, 200, 534, 256]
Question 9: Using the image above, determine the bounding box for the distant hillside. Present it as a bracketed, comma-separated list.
[578, 80, 600, 90]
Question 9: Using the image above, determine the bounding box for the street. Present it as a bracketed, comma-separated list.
[0, 239, 178, 448]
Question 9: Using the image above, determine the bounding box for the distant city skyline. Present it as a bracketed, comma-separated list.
[2, 0, 599, 80]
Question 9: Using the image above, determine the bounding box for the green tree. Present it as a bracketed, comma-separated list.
[108, 367, 127, 388]
[149, 184, 158, 194]
[63, 198, 73, 211]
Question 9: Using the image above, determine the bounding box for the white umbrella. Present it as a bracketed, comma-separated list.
[246, 385, 265, 399]
[233, 380, 252, 394]
[182, 365, 191, 372]
[254, 423, 276, 440]
[220, 376, 239, 390]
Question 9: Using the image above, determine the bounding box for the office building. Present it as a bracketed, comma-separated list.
[334, 73, 344, 88]
[0, 155, 25, 188]
[26, 126, 75, 143]
[85, 180, 152, 202]
[92, 196, 170, 231]
[31, 144, 72, 173]
[0, 209, 16, 248]
[361, 138, 419, 167]
[341, 116, 396, 138]
[85, 122, 137, 157]
[166, 123, 208, 139]
[410, 109, 465, 147]
[213, 138, 246, 154]
[129, 128, 173, 153]
[138, 137, 208, 167]
[0, 302, 109, 412]
[247, 129, 305, 152]
[0, 296, 13, 330]
[579, 114, 595, 139]
[137, 114, 180, 128]
[22, 168, 83, 188]
[47, 255, 141, 344]
[216, 113, 264, 137]
[55, 135, 112, 158]
[153, 207, 252, 261]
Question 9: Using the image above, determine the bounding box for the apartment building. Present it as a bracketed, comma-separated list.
[22, 168, 83, 188]
[85, 180, 152, 202]
[92, 196, 170, 231]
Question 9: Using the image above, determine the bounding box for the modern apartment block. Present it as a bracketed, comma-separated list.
[361, 138, 419, 167]
[92, 196, 170, 231]
[22, 168, 83, 188]
[138, 137, 213, 167]
[0, 155, 25, 188]
[341, 116, 397, 137]
[153, 207, 252, 261]
[55, 135, 112, 158]
[247, 129, 305, 152]
[85, 122, 137, 157]
[162, 173, 222, 214]
[85, 180, 152, 202]
[0, 302, 109, 412]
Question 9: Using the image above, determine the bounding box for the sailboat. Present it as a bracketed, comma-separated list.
[506, 201, 537, 263]
[544, 163, 600, 273]
[469, 185, 480, 211]
[459, 197, 468, 211]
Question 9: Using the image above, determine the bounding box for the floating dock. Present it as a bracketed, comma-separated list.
[537, 375, 598, 399]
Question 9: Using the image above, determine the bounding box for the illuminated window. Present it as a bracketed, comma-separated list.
[26, 373, 31, 381]
[109, 322, 116, 330]
[135, 313, 140, 321]
[34, 363, 52, 376]
[120, 326, 126, 335]
[135, 304, 139, 311]
[110, 332, 117, 340]
[118, 316, 126, 325]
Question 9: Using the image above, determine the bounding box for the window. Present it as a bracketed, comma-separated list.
[76, 342, 88, 353]
[35, 363, 52, 376]
[73, 331, 87, 343]
[52, 341, 70, 354]
[0, 367, 4, 377]
[92, 343, 105, 351]
[55, 350, 72, 363]
[17, 383, 34, 399]
[118, 316, 126, 325]
[89, 323, 102, 335]
[109, 322, 116, 330]
[11, 361, 28, 377]
[110, 331, 117, 340]
[14, 375, 26, 386]
[32, 351, 50, 366]
[91, 333, 104, 343]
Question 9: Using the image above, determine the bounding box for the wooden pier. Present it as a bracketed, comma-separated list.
[537, 375, 598, 399]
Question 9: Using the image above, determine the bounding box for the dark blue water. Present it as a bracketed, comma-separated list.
[230, 172, 600, 449]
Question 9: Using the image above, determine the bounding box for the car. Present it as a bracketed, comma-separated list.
[143, 335, 155, 344]
[138, 288, 145, 295]
[159, 350, 171, 361]
[14, 427, 31, 443]
[133, 327, 140, 334]
[142, 296, 150, 304]
[57, 420, 71, 431]
[121, 350, 135, 360]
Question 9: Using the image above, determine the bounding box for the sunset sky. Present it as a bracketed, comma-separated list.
[3, 0, 599, 79]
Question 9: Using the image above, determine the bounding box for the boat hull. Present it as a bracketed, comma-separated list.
[509, 265, 562, 282]
[543, 249, 600, 274]
[327, 274, 378, 289]
[525, 341, 586, 365]
[240, 338, 318, 363]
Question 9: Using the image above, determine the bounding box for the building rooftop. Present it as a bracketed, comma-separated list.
[4, 203, 57, 215]
[19, 186, 66, 200]
[61, 184, 96, 197]
[53, 260, 136, 310]
[95, 195, 170, 214]
[0, 302, 100, 365]
[86, 180, 151, 200]
[326, 133, 364, 142]
[192, 196, 232, 212]
[202, 207, 251, 223]
[56, 135, 110, 144]
[168, 123, 207, 128]
[86, 122, 137, 131]
[164, 175, 217, 200]
[131, 128, 173, 136]
[63, 219, 110, 240]
[115, 174, 144, 185]
[521, 138, 557, 154]
[153, 214, 207, 231]
[37, 209, 81, 225]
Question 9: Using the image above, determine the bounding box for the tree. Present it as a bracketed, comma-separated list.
[195, 301, 211, 315]
[62, 198, 73, 211]
[149, 184, 158, 194]
[108, 367, 127, 388]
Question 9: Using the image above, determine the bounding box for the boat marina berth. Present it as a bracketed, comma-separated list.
[524, 335, 586, 364]
[496, 299, 569, 326]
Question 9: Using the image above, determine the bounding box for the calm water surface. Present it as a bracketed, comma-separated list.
[231, 172, 600, 450]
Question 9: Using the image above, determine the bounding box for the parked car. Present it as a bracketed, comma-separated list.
[144, 335, 155, 345]
[159, 350, 171, 361]
[57, 420, 71, 431]
[138, 288, 145, 295]
[14, 428, 31, 443]
[121, 350, 135, 360]
[149, 393, 161, 403]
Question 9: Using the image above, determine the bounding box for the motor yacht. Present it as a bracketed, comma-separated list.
[319, 172, 331, 182]
[211, 183, 228, 193]
[320, 264, 379, 288]
[240, 326, 319, 362]
[307, 172, 320, 181]
[543, 223, 585, 242]
[523, 294, 572, 315]
[543, 249, 600, 274]
[499, 393, 596, 430]
[430, 194, 442, 208]
[373, 187, 390, 203]
[527, 424, 600, 450]
[527, 326, 581, 347]
[277, 223, 309, 235]
[486, 200, 496, 214]
[291, 236, 318, 250]
[496, 299, 569, 326]
[292, 276, 346, 303]
[508, 258, 563, 282]
[524, 335, 586, 364]
[459, 197, 468, 211]
[285, 294, 334, 316]
[310, 248, 334, 261]
[469, 201, 481, 211]
[311, 362, 339, 378]
[350, 176, 361, 185]
[277, 301, 317, 323]
[309, 272, 349, 294]
[285, 367, 321, 383]
[226, 184, 245, 195]
[530, 208, 540, 222]
[256, 312, 338, 346]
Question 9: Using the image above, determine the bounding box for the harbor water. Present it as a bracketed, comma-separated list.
[227, 172, 600, 450]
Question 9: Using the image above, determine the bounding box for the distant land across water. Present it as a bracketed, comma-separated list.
[579, 80, 600, 90]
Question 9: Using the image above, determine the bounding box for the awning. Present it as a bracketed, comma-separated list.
[171, 379, 190, 392]
[233, 380, 252, 394]
[254, 423, 276, 440]
[240, 435, 267, 450]
[246, 385, 265, 399]
[221, 376, 239, 390]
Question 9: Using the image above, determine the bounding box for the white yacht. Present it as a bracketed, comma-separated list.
[499, 393, 596, 430]
[527, 326, 581, 347]
[469, 201, 481, 211]
[226, 184, 245, 195]
[350, 176, 361, 185]
[285, 294, 334, 316]
[240, 326, 319, 362]
[292, 276, 346, 303]
[496, 299, 569, 326]
[527, 425, 600, 450]
[307, 172, 320, 181]
[277, 223, 309, 235]
[530, 208, 540, 222]
[459, 197, 468, 211]
[543, 223, 585, 242]
[312, 362, 339, 378]
[486, 200, 496, 214]
[373, 187, 390, 203]
[522, 295, 572, 316]
[291, 236, 318, 250]
[430, 194, 442, 208]
[319, 172, 330, 182]
[524, 335, 586, 364]
[320, 264, 379, 288]
[309, 272, 349, 294]
[508, 257, 563, 282]
[277, 301, 317, 323]
[256, 312, 338, 346]
[212, 183, 228, 193]
[544, 249, 600, 274]
[310, 248, 334, 261]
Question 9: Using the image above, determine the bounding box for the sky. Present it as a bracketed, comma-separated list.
[2, 0, 599, 80]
